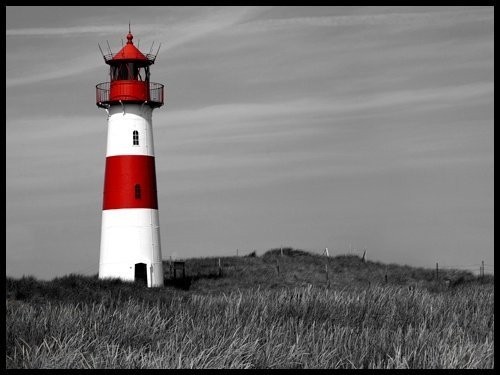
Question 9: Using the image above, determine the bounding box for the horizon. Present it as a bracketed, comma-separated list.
[6, 246, 492, 280]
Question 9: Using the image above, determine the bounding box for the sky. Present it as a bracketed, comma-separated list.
[6, 6, 494, 280]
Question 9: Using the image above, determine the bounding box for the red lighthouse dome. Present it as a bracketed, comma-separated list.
[112, 32, 149, 61]
[96, 31, 164, 108]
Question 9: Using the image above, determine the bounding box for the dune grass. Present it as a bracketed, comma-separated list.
[5, 249, 494, 369]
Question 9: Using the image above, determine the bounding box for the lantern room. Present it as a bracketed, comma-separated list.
[96, 31, 164, 108]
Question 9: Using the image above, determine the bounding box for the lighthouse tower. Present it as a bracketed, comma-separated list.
[96, 29, 164, 287]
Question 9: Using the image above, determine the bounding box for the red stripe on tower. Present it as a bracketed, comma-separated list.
[103, 155, 158, 210]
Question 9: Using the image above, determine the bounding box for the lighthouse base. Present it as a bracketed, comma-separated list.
[99, 208, 164, 287]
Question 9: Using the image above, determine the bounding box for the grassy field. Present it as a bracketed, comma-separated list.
[5, 249, 494, 369]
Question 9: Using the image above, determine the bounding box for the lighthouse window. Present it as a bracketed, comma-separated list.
[128, 63, 137, 79]
[135, 184, 141, 199]
[110, 66, 124, 80]
[133, 130, 139, 146]
[118, 65, 129, 80]
[110, 65, 132, 80]
[136, 66, 149, 81]
[110, 64, 148, 81]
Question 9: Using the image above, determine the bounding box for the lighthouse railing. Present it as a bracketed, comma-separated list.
[96, 82, 110, 104]
[148, 82, 164, 104]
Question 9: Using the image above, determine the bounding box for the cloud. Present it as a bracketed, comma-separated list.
[6, 57, 101, 88]
[6, 24, 142, 36]
[148, 79, 492, 195]
[6, 7, 264, 88]
[234, 7, 492, 33]
[158, 81, 492, 133]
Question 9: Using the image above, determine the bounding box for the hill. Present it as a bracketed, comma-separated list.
[165, 247, 483, 294]
[5, 248, 494, 369]
[6, 248, 490, 304]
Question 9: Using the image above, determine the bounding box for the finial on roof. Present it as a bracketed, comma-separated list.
[126, 21, 133, 45]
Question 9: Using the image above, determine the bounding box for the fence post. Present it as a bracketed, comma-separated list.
[281, 247, 283, 256]
[436, 262, 439, 281]
[385, 274, 388, 284]
[218, 258, 223, 277]
[276, 259, 280, 276]
[325, 264, 329, 285]
[362, 249, 366, 263]
[169, 256, 173, 278]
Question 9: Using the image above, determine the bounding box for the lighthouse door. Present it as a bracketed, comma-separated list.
[134, 263, 147, 286]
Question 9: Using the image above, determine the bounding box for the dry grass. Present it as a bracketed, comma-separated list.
[5, 249, 494, 369]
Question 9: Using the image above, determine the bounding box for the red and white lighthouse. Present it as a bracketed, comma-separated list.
[96, 29, 164, 287]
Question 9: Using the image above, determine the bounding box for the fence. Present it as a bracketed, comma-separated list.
[59, 249, 494, 287]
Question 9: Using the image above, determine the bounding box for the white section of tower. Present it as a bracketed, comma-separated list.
[98, 103, 164, 287]
[106, 104, 154, 157]
[99, 209, 163, 287]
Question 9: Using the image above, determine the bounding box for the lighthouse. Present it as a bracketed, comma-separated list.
[96, 29, 164, 287]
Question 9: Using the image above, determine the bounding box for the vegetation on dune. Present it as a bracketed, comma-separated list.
[5, 248, 494, 369]
[168, 248, 486, 294]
